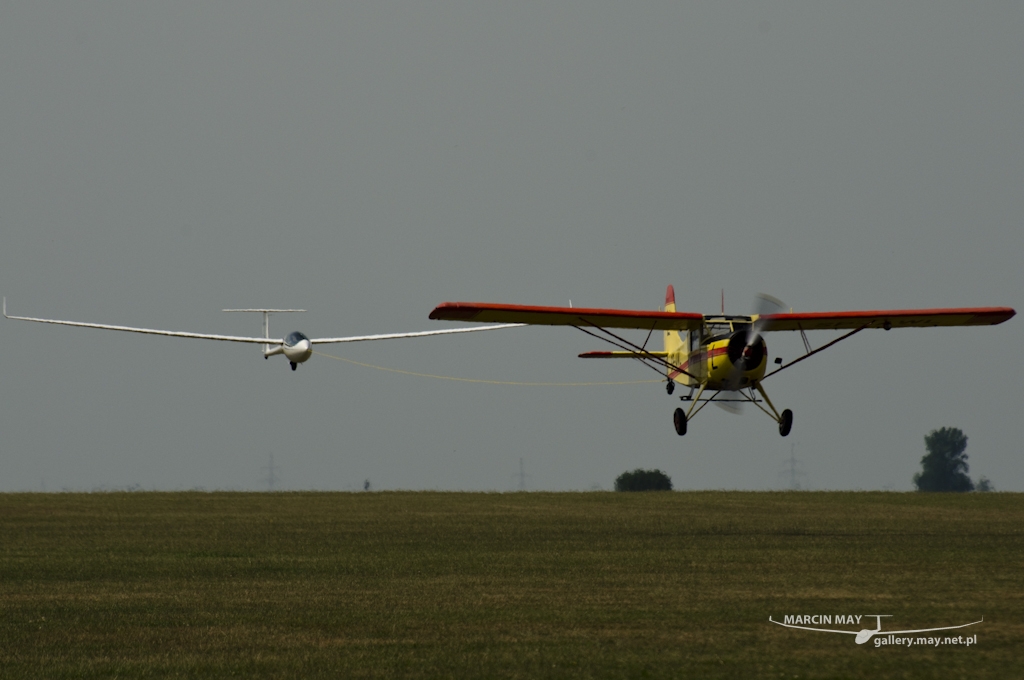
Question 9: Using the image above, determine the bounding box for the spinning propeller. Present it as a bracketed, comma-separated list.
[715, 293, 786, 414]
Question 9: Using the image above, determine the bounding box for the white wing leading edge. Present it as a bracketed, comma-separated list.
[310, 325, 523, 344]
[3, 301, 277, 343]
[3, 299, 523, 345]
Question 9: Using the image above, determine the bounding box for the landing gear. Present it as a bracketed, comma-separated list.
[666, 379, 675, 395]
[753, 382, 792, 437]
[673, 408, 687, 436]
[670, 382, 788, 436]
[290, 361, 298, 371]
[779, 409, 793, 437]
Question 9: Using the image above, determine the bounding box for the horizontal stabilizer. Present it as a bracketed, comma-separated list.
[579, 351, 669, 358]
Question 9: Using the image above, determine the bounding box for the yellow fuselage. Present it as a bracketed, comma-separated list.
[668, 336, 767, 391]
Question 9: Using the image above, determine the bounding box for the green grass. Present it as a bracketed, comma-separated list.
[1, 492, 1021, 678]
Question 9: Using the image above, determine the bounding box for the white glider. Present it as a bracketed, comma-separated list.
[3, 299, 522, 371]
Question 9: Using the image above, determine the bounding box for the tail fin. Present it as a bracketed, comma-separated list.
[663, 285, 685, 356]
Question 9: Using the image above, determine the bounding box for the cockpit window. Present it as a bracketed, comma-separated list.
[704, 323, 733, 344]
[284, 331, 309, 346]
[703, 321, 752, 345]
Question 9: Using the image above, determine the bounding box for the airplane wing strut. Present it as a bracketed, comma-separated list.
[760, 325, 868, 381]
[571, 319, 700, 383]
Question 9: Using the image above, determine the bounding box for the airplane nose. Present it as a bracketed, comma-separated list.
[283, 338, 313, 363]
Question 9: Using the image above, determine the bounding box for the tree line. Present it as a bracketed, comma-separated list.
[613, 426, 993, 492]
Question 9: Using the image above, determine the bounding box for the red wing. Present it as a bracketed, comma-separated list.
[760, 307, 1014, 331]
[430, 302, 704, 331]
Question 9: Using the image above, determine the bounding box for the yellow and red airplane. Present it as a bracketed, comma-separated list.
[430, 287, 1014, 436]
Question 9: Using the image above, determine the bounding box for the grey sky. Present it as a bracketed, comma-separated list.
[1, 2, 1020, 492]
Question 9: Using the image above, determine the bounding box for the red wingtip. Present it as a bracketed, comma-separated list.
[665, 285, 675, 306]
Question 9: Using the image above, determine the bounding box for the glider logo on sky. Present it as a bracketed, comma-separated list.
[769, 614, 983, 646]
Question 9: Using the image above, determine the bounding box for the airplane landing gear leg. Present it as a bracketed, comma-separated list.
[754, 382, 792, 436]
[290, 361, 298, 371]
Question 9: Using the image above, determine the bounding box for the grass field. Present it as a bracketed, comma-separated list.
[1, 491, 1021, 679]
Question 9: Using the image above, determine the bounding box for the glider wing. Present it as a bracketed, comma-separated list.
[3, 300, 523, 345]
[311, 324, 524, 344]
[3, 305, 279, 344]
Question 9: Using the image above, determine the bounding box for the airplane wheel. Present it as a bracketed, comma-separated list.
[779, 409, 793, 437]
[290, 361, 298, 371]
[673, 408, 687, 436]
[666, 380, 675, 395]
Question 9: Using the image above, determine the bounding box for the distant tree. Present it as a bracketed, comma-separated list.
[913, 427, 974, 492]
[615, 469, 673, 492]
[976, 477, 994, 493]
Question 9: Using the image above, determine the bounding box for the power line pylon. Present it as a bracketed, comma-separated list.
[779, 443, 806, 490]
[262, 454, 281, 491]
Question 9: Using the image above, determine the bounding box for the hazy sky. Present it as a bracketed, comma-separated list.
[1, 2, 1021, 492]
